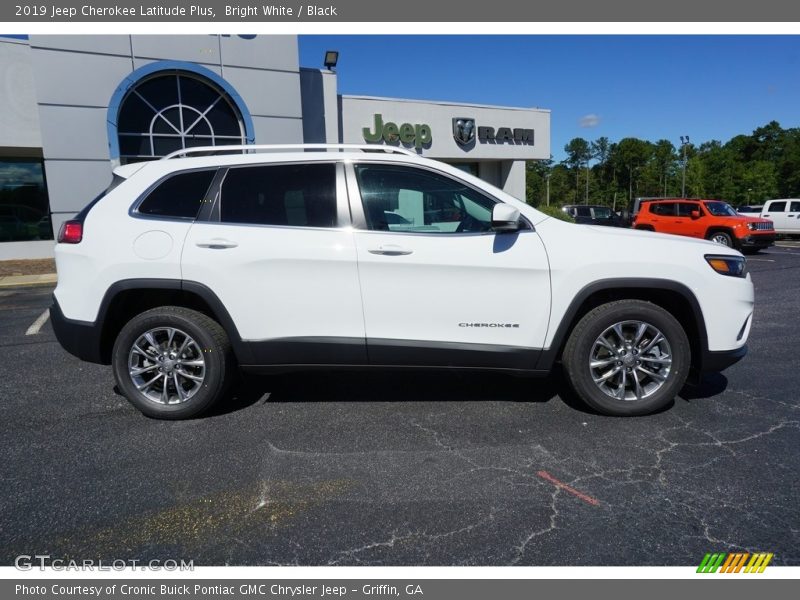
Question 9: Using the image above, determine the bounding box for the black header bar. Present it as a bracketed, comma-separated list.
[3, 0, 800, 22]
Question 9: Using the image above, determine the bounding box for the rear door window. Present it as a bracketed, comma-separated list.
[676, 203, 700, 217]
[219, 163, 338, 228]
[768, 201, 786, 212]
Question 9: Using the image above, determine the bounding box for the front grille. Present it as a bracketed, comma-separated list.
[752, 222, 774, 231]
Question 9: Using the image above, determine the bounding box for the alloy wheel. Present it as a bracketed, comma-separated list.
[127, 327, 206, 405]
[588, 320, 673, 402]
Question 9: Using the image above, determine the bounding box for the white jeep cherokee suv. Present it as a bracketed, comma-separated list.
[51, 145, 754, 419]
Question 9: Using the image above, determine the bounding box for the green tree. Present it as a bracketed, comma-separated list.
[652, 139, 677, 196]
[615, 138, 652, 203]
[564, 137, 591, 203]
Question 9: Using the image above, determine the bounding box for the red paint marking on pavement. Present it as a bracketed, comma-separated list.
[536, 470, 600, 506]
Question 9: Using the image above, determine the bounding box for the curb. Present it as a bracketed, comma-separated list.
[0, 273, 57, 288]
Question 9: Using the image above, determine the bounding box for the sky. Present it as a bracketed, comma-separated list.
[299, 35, 800, 161]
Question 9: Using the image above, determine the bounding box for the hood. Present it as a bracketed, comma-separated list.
[736, 214, 773, 224]
[536, 216, 742, 254]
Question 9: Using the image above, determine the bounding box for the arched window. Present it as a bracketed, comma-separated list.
[116, 72, 247, 164]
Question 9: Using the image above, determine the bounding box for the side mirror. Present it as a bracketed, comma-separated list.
[491, 204, 521, 232]
[690, 210, 701, 220]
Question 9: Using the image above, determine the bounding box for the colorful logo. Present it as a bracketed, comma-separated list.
[697, 552, 773, 573]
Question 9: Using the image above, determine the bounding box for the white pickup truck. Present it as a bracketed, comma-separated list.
[759, 199, 800, 234]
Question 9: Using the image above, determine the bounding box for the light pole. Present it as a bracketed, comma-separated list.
[546, 173, 551, 206]
[680, 135, 690, 198]
[584, 161, 590, 204]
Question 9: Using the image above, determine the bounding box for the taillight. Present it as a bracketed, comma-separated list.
[57, 220, 83, 244]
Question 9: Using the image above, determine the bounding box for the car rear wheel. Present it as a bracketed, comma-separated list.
[562, 300, 690, 416]
[112, 306, 233, 419]
[708, 231, 733, 246]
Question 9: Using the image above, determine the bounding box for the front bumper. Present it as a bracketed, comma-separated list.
[701, 345, 747, 372]
[739, 234, 775, 248]
[687, 345, 747, 384]
[50, 296, 106, 364]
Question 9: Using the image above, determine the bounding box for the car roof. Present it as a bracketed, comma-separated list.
[563, 204, 613, 209]
[648, 198, 722, 203]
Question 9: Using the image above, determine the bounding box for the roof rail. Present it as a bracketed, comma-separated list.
[161, 144, 419, 160]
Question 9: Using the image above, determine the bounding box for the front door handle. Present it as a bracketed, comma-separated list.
[196, 238, 238, 249]
[368, 244, 413, 256]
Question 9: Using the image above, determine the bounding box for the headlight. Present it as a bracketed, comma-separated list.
[747, 222, 757, 231]
[705, 255, 747, 278]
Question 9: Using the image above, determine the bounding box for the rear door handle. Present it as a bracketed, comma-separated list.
[368, 244, 413, 256]
[195, 238, 238, 249]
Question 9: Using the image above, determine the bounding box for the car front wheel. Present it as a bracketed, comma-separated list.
[708, 231, 733, 246]
[562, 300, 690, 416]
[112, 306, 233, 419]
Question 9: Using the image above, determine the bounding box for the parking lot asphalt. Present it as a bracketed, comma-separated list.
[1, 246, 799, 567]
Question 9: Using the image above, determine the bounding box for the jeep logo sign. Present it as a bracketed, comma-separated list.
[363, 114, 432, 149]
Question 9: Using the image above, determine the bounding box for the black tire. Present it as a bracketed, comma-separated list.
[562, 300, 690, 416]
[112, 306, 234, 419]
[707, 230, 733, 247]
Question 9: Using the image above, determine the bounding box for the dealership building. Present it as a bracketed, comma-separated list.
[0, 35, 550, 259]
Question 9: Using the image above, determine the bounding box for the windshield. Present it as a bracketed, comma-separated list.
[704, 201, 738, 217]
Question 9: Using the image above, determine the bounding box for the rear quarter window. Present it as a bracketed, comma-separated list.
[137, 170, 216, 219]
[649, 203, 675, 216]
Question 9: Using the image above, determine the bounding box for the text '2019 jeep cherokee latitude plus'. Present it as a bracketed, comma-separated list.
[51, 145, 754, 419]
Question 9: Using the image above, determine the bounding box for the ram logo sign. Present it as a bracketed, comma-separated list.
[452, 118, 476, 146]
[452, 118, 535, 147]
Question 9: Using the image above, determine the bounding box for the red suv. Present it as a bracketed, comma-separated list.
[633, 199, 775, 253]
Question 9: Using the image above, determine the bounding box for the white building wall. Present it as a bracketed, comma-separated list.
[24, 34, 305, 249]
[0, 39, 42, 152]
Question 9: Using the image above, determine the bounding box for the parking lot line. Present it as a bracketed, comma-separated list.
[25, 309, 50, 336]
[536, 470, 600, 506]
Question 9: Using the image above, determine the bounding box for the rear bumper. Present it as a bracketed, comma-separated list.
[50, 296, 106, 364]
[701, 345, 747, 372]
